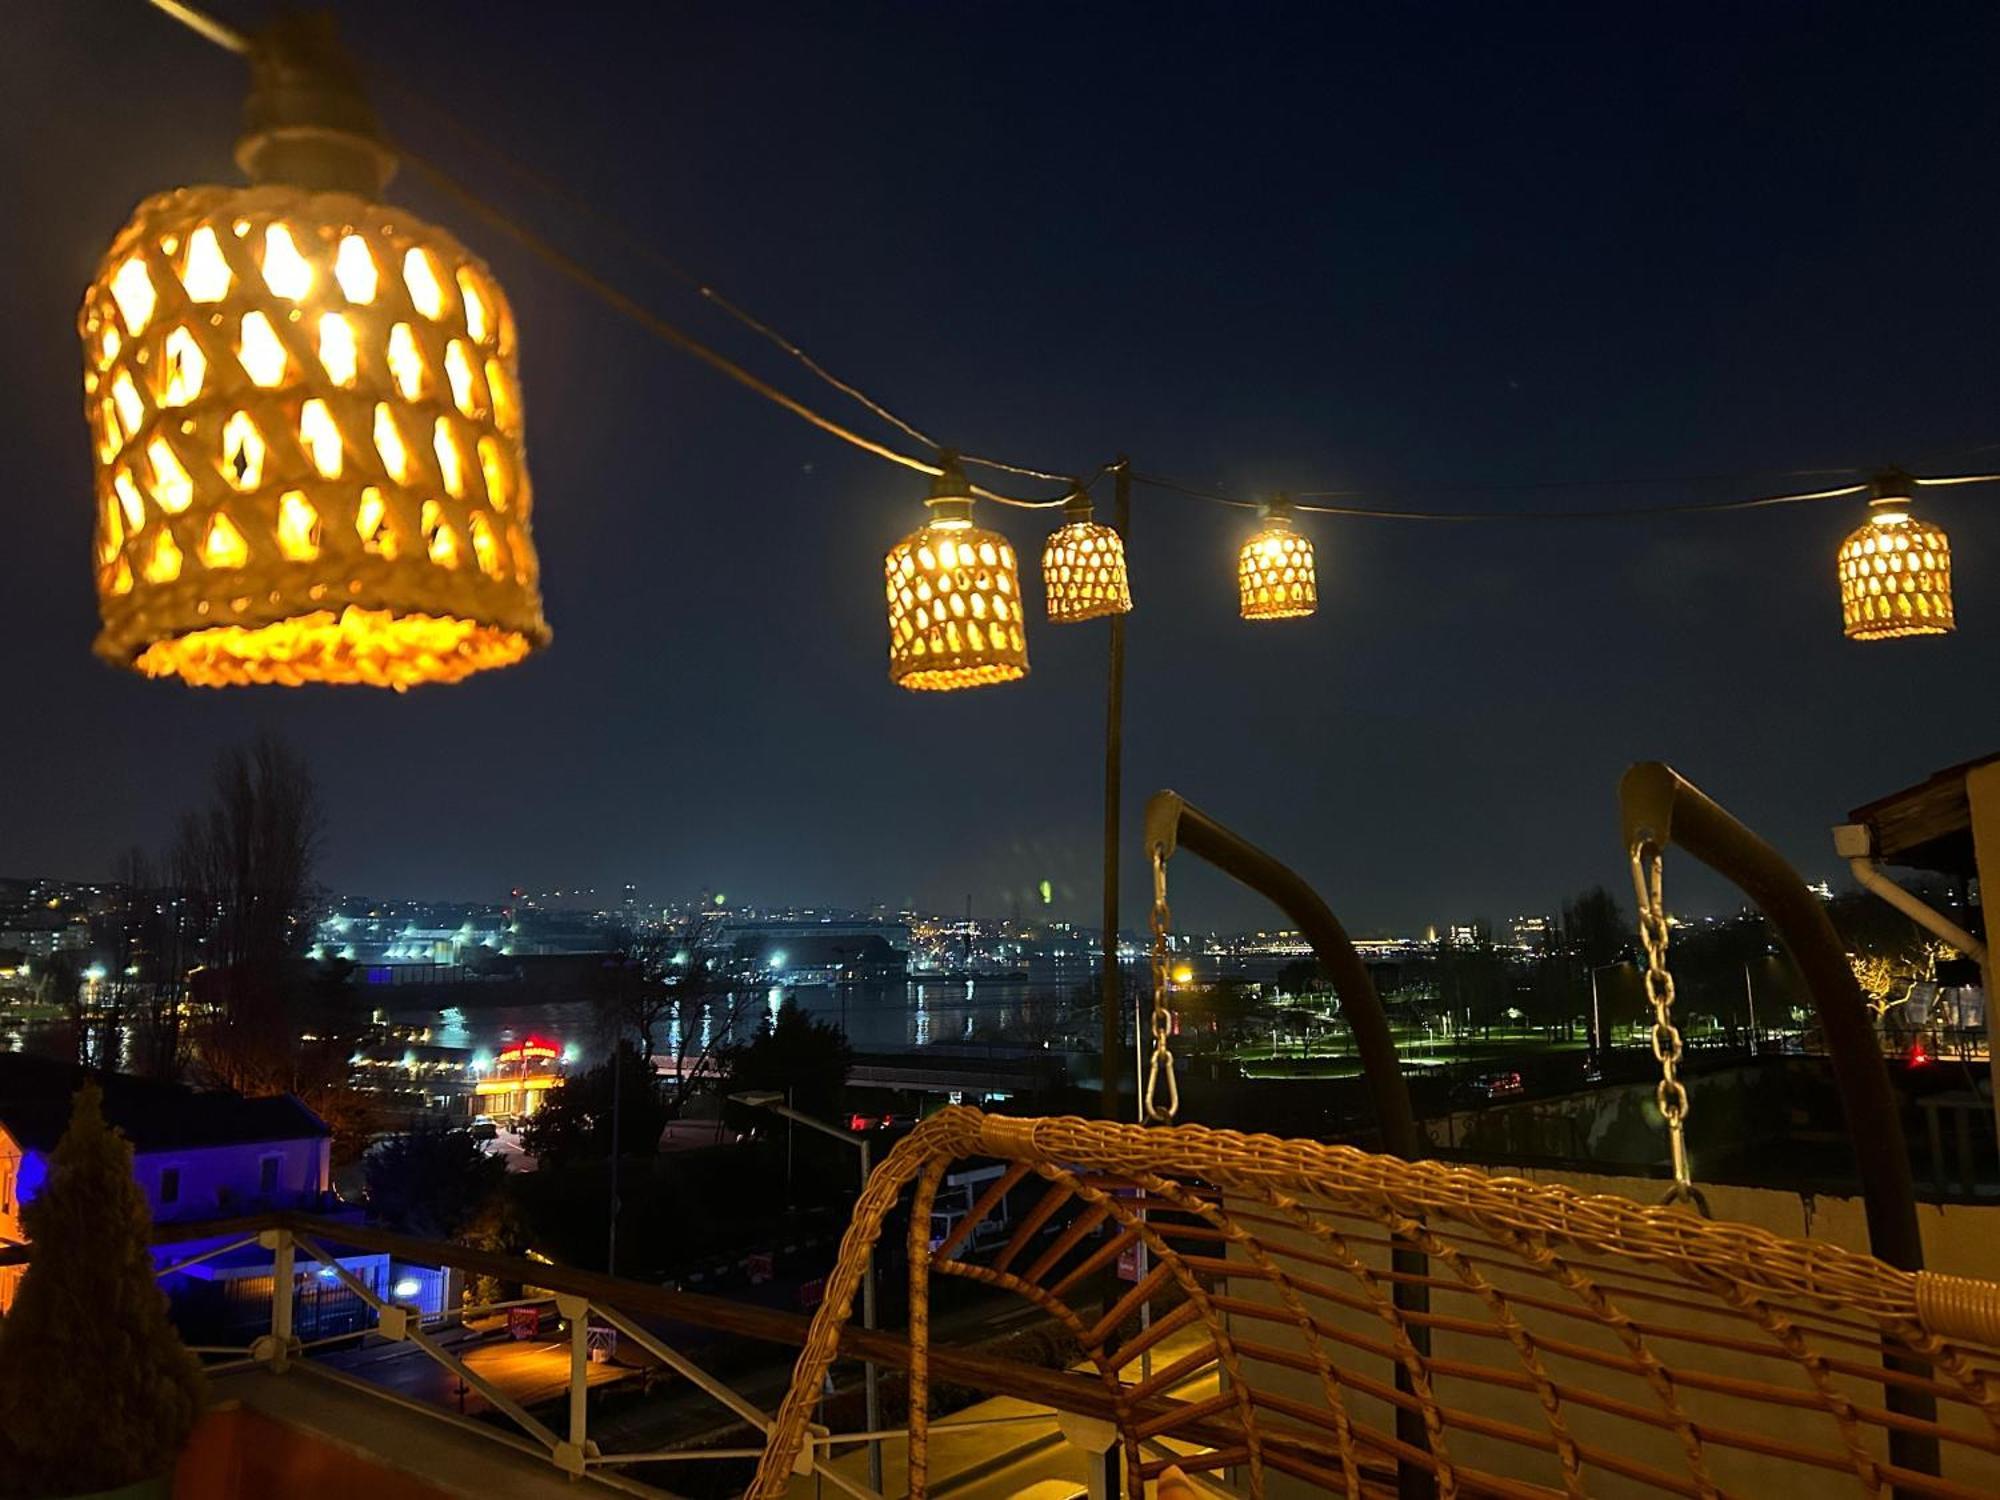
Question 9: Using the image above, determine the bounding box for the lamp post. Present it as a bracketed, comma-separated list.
[732, 1090, 880, 1492]
[1587, 959, 1629, 1058]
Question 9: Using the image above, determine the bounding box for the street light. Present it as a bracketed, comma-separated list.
[1588, 958, 1632, 1057]
[731, 1090, 882, 1492]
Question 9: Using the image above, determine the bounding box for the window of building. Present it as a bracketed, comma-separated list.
[258, 1155, 280, 1196]
[158, 1166, 180, 1206]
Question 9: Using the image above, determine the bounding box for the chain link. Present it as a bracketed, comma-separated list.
[1143, 843, 1180, 1123]
[1630, 841, 1693, 1197]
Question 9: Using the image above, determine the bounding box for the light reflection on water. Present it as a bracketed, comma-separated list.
[384, 970, 1101, 1062]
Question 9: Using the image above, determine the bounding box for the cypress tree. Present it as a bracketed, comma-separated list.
[0, 1083, 205, 1496]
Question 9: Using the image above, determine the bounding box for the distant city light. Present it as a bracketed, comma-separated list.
[768, 951, 787, 971]
[1038, 879, 1053, 905]
[561, 1042, 580, 1064]
[1171, 964, 1195, 986]
[714, 892, 727, 907]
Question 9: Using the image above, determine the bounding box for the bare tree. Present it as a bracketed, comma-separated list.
[100, 846, 195, 1079]
[171, 734, 325, 1096]
[597, 912, 753, 1118]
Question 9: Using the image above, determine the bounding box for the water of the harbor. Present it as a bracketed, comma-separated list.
[386, 957, 1126, 1063]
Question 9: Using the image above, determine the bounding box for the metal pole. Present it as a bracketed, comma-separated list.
[1590, 967, 1603, 1056]
[608, 1038, 623, 1276]
[563, 1292, 590, 1462]
[1958, 762, 2000, 1158]
[266, 1227, 294, 1372]
[859, 1136, 881, 1493]
[1100, 459, 1131, 1121]
[1744, 963, 1759, 1056]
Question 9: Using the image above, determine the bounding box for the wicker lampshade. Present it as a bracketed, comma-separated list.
[78, 20, 547, 688]
[1238, 496, 1317, 621]
[1041, 494, 1132, 623]
[1839, 474, 1953, 641]
[885, 461, 1028, 691]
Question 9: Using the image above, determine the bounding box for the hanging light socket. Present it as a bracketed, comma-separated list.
[235, 14, 398, 197]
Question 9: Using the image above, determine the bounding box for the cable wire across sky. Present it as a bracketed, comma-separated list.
[142, 0, 1999, 527]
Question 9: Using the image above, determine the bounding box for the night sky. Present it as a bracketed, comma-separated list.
[6, 2, 2000, 932]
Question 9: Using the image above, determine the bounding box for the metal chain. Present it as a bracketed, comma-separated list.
[1143, 843, 1180, 1123]
[1630, 842, 1695, 1201]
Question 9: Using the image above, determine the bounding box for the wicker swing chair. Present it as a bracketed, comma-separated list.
[746, 773, 2000, 1499]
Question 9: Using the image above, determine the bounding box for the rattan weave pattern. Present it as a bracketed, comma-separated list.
[1238, 520, 1317, 620]
[884, 519, 1028, 690]
[747, 1108, 2000, 1499]
[81, 184, 548, 686]
[1839, 509, 1953, 640]
[1042, 516, 1133, 622]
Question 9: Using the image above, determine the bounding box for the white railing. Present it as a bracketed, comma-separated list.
[166, 1223, 1109, 1499]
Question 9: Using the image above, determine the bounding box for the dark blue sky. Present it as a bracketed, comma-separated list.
[5, 2, 1999, 931]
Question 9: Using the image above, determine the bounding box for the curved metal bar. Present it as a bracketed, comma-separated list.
[1618, 763, 1921, 1271]
[1144, 789, 1435, 1498]
[1619, 762, 1937, 1489]
[1144, 789, 1421, 1162]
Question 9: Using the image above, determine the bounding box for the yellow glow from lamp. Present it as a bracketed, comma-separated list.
[884, 457, 1029, 691]
[1041, 491, 1133, 623]
[80, 171, 548, 688]
[1238, 495, 1318, 621]
[1839, 471, 1953, 640]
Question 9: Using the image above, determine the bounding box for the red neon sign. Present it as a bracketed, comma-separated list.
[497, 1034, 561, 1065]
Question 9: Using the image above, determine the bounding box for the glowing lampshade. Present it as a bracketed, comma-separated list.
[885, 459, 1028, 690]
[1839, 472, 1952, 641]
[1041, 492, 1132, 623]
[78, 18, 547, 688]
[1238, 496, 1317, 621]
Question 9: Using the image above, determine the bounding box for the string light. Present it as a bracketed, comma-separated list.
[885, 456, 1029, 691]
[1840, 470, 1954, 641]
[99, 1, 2000, 678]
[1041, 491, 1132, 623]
[84, 14, 547, 688]
[1238, 496, 1317, 621]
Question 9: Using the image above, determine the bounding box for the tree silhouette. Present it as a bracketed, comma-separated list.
[520, 1042, 669, 1167]
[724, 999, 853, 1122]
[365, 1124, 506, 1240]
[0, 1084, 204, 1495]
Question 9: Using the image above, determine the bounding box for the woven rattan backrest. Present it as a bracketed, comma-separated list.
[748, 1108, 2000, 1499]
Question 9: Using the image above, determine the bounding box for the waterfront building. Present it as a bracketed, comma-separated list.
[0, 1057, 450, 1332]
[470, 1034, 566, 1119]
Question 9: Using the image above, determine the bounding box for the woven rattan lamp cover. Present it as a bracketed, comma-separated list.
[80, 184, 548, 687]
[1839, 479, 1953, 641]
[1041, 497, 1132, 623]
[885, 464, 1028, 691]
[1238, 497, 1317, 620]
